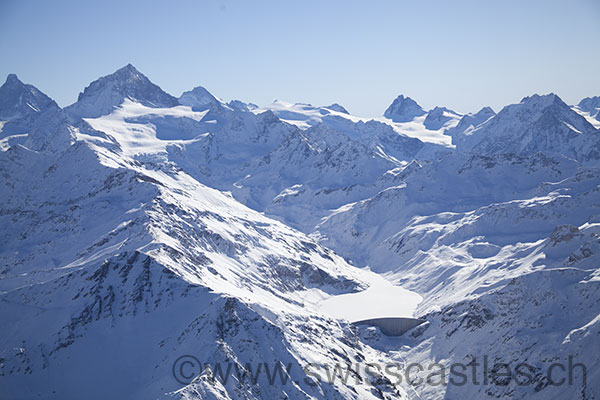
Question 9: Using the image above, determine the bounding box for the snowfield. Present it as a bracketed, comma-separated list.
[1, 65, 599, 399]
[317, 271, 423, 321]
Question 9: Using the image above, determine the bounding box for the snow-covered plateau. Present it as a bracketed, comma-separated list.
[1, 65, 599, 399]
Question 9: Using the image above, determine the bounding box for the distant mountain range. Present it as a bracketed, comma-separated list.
[1, 65, 599, 399]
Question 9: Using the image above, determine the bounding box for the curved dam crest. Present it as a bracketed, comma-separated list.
[352, 317, 427, 336]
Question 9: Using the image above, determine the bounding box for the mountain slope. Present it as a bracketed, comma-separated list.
[313, 152, 600, 398]
[0, 124, 408, 399]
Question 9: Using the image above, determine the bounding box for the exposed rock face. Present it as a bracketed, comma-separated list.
[383, 95, 426, 122]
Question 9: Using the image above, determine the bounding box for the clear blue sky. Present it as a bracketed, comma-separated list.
[1, 0, 599, 116]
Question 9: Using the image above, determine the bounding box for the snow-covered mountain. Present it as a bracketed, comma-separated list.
[0, 74, 77, 153]
[1, 65, 599, 399]
[0, 74, 59, 123]
[0, 74, 61, 149]
[422, 106, 461, 130]
[65, 64, 179, 119]
[575, 96, 600, 128]
[445, 106, 496, 140]
[179, 85, 227, 110]
[383, 95, 426, 122]
[254, 100, 352, 129]
[454, 94, 600, 164]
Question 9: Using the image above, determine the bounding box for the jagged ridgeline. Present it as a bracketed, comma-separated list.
[1, 66, 599, 399]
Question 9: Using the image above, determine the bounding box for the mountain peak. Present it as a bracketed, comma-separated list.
[111, 63, 143, 79]
[578, 96, 600, 106]
[519, 93, 565, 110]
[5, 73, 20, 84]
[577, 96, 600, 117]
[227, 99, 258, 112]
[494, 93, 584, 128]
[423, 106, 461, 130]
[427, 105, 460, 116]
[2, 74, 29, 92]
[384, 95, 426, 122]
[456, 92, 599, 157]
[476, 106, 495, 116]
[179, 85, 224, 110]
[65, 64, 179, 119]
[324, 103, 349, 114]
[0, 74, 59, 120]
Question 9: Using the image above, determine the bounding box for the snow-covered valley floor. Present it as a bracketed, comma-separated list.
[317, 270, 422, 321]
